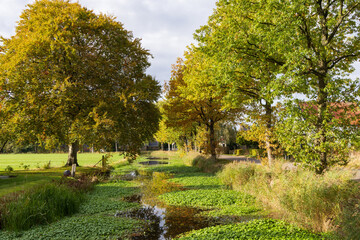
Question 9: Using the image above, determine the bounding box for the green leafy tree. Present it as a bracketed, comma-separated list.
[268, 0, 360, 173]
[0, 0, 160, 165]
[194, 0, 360, 172]
[193, 0, 286, 165]
[164, 51, 241, 159]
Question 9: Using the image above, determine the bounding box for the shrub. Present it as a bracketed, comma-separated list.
[234, 149, 245, 156]
[217, 162, 257, 187]
[4, 166, 13, 175]
[19, 163, 30, 170]
[0, 183, 84, 231]
[182, 151, 218, 173]
[142, 172, 183, 196]
[56, 176, 94, 193]
[42, 161, 51, 169]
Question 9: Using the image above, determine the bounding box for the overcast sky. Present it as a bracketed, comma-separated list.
[0, 0, 217, 86]
[0, 0, 359, 86]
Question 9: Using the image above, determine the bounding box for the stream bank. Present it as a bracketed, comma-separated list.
[0, 153, 329, 239]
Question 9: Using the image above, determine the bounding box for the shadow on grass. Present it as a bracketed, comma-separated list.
[0, 166, 100, 197]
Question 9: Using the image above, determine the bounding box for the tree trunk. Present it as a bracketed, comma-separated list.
[0, 140, 8, 153]
[161, 142, 164, 151]
[209, 120, 216, 159]
[264, 101, 274, 166]
[66, 140, 79, 166]
[115, 141, 118, 152]
[315, 73, 328, 174]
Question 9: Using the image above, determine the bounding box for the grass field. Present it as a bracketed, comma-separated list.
[0, 152, 126, 197]
[0, 152, 125, 171]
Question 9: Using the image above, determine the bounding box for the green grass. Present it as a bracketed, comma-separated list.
[0, 183, 84, 231]
[0, 166, 96, 197]
[178, 219, 327, 240]
[0, 152, 126, 197]
[0, 152, 125, 170]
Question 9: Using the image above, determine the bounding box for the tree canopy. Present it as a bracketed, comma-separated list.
[163, 49, 241, 158]
[0, 0, 161, 165]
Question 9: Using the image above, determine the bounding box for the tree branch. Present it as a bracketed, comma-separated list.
[327, 2, 360, 44]
[329, 53, 359, 69]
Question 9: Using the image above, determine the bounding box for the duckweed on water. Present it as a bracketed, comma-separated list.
[168, 173, 223, 189]
[0, 214, 141, 240]
[178, 219, 327, 240]
[159, 189, 256, 208]
[80, 181, 140, 214]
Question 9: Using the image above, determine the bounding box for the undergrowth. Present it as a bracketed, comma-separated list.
[217, 161, 360, 235]
[0, 183, 84, 231]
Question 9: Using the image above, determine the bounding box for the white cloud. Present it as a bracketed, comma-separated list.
[77, 0, 216, 82]
[1, 0, 358, 85]
[0, 0, 216, 84]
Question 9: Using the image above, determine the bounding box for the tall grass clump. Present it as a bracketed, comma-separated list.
[217, 162, 257, 186]
[348, 151, 360, 169]
[142, 172, 183, 196]
[182, 151, 218, 173]
[218, 161, 359, 233]
[0, 183, 84, 231]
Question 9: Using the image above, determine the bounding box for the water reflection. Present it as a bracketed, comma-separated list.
[116, 200, 215, 240]
[116, 171, 254, 239]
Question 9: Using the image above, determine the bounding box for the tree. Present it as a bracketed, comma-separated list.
[268, 0, 360, 173]
[164, 50, 241, 159]
[193, 0, 287, 166]
[193, 0, 360, 173]
[0, 0, 160, 165]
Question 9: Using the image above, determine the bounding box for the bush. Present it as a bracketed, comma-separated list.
[248, 148, 266, 158]
[0, 183, 84, 231]
[217, 162, 257, 187]
[4, 166, 13, 175]
[142, 172, 183, 196]
[234, 149, 245, 156]
[42, 161, 51, 169]
[57, 176, 94, 193]
[182, 151, 217, 173]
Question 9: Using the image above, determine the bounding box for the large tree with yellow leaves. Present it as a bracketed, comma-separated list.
[0, 0, 160, 165]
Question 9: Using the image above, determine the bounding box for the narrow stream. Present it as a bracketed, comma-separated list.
[116, 170, 220, 239]
[119, 195, 216, 239]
